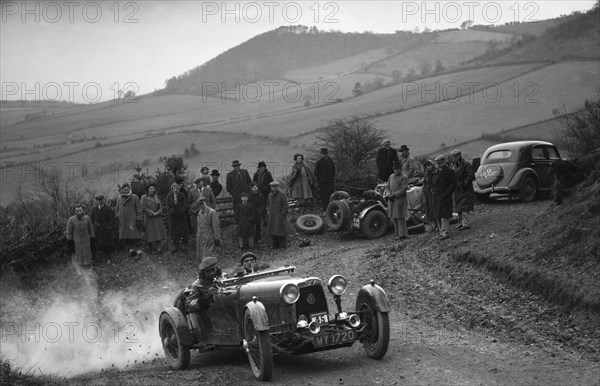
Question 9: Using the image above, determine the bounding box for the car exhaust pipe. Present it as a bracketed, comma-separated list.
[309, 321, 321, 334]
[348, 314, 361, 328]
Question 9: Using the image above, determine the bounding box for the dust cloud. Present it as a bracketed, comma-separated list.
[0, 267, 176, 377]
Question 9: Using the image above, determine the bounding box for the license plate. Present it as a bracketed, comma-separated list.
[313, 330, 357, 348]
[310, 313, 329, 324]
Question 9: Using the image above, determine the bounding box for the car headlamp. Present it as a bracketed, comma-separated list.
[327, 275, 347, 296]
[280, 283, 300, 304]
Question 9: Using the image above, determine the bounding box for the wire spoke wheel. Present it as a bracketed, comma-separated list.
[360, 304, 390, 359]
[159, 313, 190, 369]
[244, 311, 273, 381]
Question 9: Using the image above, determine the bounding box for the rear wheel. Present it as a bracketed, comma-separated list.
[360, 304, 390, 359]
[159, 313, 190, 370]
[243, 311, 273, 381]
[361, 210, 388, 239]
[519, 177, 537, 202]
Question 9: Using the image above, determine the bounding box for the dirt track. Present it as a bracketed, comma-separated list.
[62, 199, 600, 385]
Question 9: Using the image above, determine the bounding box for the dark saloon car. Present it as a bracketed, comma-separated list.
[473, 141, 561, 202]
[159, 266, 391, 381]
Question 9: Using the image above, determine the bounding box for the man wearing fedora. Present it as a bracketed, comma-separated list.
[398, 144, 419, 179]
[252, 161, 273, 203]
[226, 160, 252, 214]
[433, 155, 457, 240]
[89, 194, 115, 264]
[376, 139, 400, 182]
[210, 169, 223, 197]
[314, 147, 336, 213]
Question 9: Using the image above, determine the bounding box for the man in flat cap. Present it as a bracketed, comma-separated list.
[314, 148, 336, 213]
[195, 196, 221, 262]
[89, 194, 115, 264]
[450, 149, 474, 230]
[266, 181, 288, 249]
[226, 160, 252, 215]
[116, 182, 143, 258]
[376, 139, 399, 182]
[433, 155, 457, 240]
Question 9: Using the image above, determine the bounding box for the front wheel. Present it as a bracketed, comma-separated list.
[243, 311, 273, 381]
[360, 304, 390, 359]
[159, 312, 191, 370]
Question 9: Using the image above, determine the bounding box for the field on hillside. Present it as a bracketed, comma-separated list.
[434, 29, 514, 43]
[366, 60, 599, 154]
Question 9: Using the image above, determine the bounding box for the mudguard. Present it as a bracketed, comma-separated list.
[160, 306, 194, 346]
[509, 167, 538, 190]
[244, 299, 270, 331]
[357, 204, 386, 220]
[355, 282, 391, 313]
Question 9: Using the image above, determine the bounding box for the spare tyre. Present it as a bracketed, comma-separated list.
[325, 200, 350, 231]
[475, 164, 503, 188]
[296, 214, 324, 234]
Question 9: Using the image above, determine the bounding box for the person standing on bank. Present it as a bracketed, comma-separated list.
[66, 204, 95, 270]
[116, 182, 143, 258]
[450, 149, 475, 230]
[166, 182, 189, 253]
[253, 161, 273, 203]
[226, 160, 252, 215]
[266, 181, 288, 249]
[189, 176, 216, 214]
[175, 176, 193, 239]
[236, 192, 255, 250]
[289, 153, 315, 209]
[89, 194, 115, 264]
[376, 139, 400, 182]
[210, 169, 223, 198]
[386, 161, 409, 240]
[141, 182, 167, 253]
[433, 155, 457, 240]
[195, 196, 221, 261]
[398, 145, 419, 178]
[314, 147, 336, 213]
[248, 183, 266, 245]
[422, 160, 439, 232]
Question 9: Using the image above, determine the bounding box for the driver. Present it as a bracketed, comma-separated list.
[186, 257, 221, 330]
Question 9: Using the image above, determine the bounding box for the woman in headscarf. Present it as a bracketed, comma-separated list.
[141, 182, 167, 253]
[288, 153, 315, 210]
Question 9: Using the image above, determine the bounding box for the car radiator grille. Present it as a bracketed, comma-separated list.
[295, 286, 328, 317]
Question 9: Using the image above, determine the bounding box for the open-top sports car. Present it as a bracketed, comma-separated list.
[159, 266, 391, 381]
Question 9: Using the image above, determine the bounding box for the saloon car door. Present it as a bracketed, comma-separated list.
[530, 145, 552, 189]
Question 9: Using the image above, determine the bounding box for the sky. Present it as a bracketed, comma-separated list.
[1, 0, 596, 103]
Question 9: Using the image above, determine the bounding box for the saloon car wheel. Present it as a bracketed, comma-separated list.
[361, 210, 388, 239]
[519, 177, 537, 203]
[296, 214, 324, 234]
[360, 304, 390, 359]
[159, 313, 190, 370]
[244, 311, 273, 381]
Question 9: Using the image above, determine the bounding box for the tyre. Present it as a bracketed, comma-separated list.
[475, 164, 503, 188]
[159, 312, 191, 370]
[361, 210, 388, 239]
[325, 200, 350, 231]
[519, 177, 537, 202]
[244, 311, 273, 381]
[360, 304, 390, 359]
[295, 214, 324, 234]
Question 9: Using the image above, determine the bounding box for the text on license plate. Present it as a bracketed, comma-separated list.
[310, 313, 329, 323]
[313, 330, 356, 348]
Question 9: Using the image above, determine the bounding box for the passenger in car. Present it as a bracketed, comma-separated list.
[231, 251, 270, 276]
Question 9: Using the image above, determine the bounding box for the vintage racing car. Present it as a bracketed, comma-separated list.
[159, 265, 391, 381]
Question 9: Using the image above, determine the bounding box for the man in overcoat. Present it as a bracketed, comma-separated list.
[195, 196, 221, 262]
[166, 182, 189, 253]
[450, 149, 475, 230]
[433, 155, 457, 240]
[253, 161, 273, 203]
[226, 160, 252, 214]
[376, 139, 399, 182]
[314, 148, 336, 213]
[89, 194, 115, 263]
[66, 204, 95, 269]
[266, 181, 288, 249]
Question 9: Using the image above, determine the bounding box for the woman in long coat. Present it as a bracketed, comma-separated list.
[116, 182, 143, 256]
[266, 181, 288, 249]
[289, 154, 315, 207]
[387, 162, 409, 239]
[166, 183, 189, 252]
[141, 183, 167, 253]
